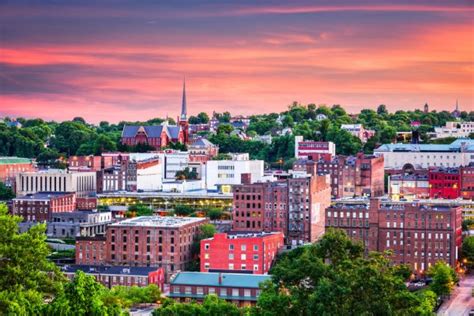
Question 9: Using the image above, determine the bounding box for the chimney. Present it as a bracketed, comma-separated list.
[218, 273, 222, 285]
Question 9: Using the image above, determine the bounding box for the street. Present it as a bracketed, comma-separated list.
[437, 274, 474, 316]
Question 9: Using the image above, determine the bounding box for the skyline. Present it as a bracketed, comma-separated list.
[0, 0, 473, 123]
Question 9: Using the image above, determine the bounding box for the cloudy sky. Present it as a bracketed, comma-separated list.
[0, 0, 472, 123]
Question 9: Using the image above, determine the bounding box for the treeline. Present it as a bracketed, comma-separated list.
[2, 104, 472, 167]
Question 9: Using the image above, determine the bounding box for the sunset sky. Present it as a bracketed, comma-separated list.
[0, 0, 472, 123]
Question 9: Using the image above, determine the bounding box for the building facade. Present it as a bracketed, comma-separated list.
[433, 121, 474, 139]
[169, 272, 270, 307]
[325, 198, 463, 273]
[294, 136, 335, 161]
[205, 154, 264, 192]
[316, 154, 384, 199]
[0, 157, 35, 187]
[106, 216, 208, 275]
[12, 192, 76, 222]
[428, 168, 461, 199]
[76, 235, 107, 265]
[388, 173, 430, 201]
[200, 232, 284, 274]
[461, 165, 474, 199]
[374, 139, 474, 169]
[232, 173, 330, 246]
[48, 211, 112, 238]
[62, 265, 165, 289]
[16, 170, 96, 197]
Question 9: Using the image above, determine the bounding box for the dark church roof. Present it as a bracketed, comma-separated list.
[122, 125, 165, 138]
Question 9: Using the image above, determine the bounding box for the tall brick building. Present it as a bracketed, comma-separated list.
[106, 216, 208, 275]
[232, 173, 330, 246]
[200, 232, 284, 274]
[316, 153, 384, 199]
[325, 198, 463, 273]
[461, 165, 474, 199]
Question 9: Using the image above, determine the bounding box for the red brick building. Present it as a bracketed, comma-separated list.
[200, 232, 284, 274]
[68, 155, 113, 172]
[0, 157, 35, 188]
[76, 235, 107, 265]
[188, 138, 219, 163]
[121, 82, 189, 149]
[76, 196, 98, 210]
[316, 153, 384, 199]
[388, 172, 430, 201]
[325, 198, 463, 273]
[62, 265, 165, 290]
[429, 168, 461, 199]
[460, 165, 474, 199]
[106, 216, 208, 275]
[294, 136, 335, 161]
[232, 173, 330, 246]
[12, 192, 76, 222]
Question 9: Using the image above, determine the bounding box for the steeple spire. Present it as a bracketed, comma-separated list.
[456, 99, 459, 111]
[180, 77, 187, 121]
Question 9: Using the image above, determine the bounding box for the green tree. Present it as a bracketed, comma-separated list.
[174, 205, 194, 216]
[126, 204, 154, 217]
[175, 167, 198, 180]
[0, 182, 14, 200]
[377, 104, 389, 116]
[426, 261, 457, 297]
[217, 123, 234, 135]
[153, 294, 241, 316]
[187, 224, 216, 271]
[461, 236, 474, 267]
[0, 203, 64, 314]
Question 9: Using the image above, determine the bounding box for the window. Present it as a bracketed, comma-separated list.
[253, 245, 259, 251]
[253, 264, 259, 271]
[244, 289, 251, 297]
[253, 254, 259, 260]
[229, 244, 234, 251]
[185, 287, 191, 294]
[197, 287, 203, 295]
[204, 253, 209, 259]
[229, 263, 234, 270]
[173, 286, 180, 293]
[208, 287, 215, 294]
[241, 264, 247, 270]
[232, 288, 239, 297]
[241, 254, 247, 260]
[220, 288, 227, 296]
[204, 243, 210, 250]
[241, 244, 247, 251]
[228, 253, 234, 260]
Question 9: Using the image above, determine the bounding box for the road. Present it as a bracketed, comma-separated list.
[437, 274, 474, 316]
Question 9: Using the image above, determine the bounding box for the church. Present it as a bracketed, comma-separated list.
[121, 81, 190, 149]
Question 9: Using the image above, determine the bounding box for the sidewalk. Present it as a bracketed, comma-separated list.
[437, 274, 474, 316]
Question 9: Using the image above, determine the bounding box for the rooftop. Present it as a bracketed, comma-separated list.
[0, 157, 32, 165]
[375, 139, 474, 153]
[61, 264, 159, 276]
[110, 215, 206, 228]
[170, 272, 271, 288]
[14, 192, 74, 200]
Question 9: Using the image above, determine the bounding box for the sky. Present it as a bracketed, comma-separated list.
[0, 0, 473, 123]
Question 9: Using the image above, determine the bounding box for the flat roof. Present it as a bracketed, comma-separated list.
[98, 190, 232, 199]
[110, 215, 206, 228]
[14, 192, 74, 200]
[0, 157, 32, 165]
[375, 139, 474, 153]
[171, 272, 271, 288]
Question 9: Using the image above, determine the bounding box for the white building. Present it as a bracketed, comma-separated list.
[156, 150, 190, 180]
[433, 121, 474, 139]
[136, 158, 162, 192]
[294, 136, 336, 159]
[374, 139, 474, 169]
[16, 170, 96, 197]
[205, 154, 264, 192]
